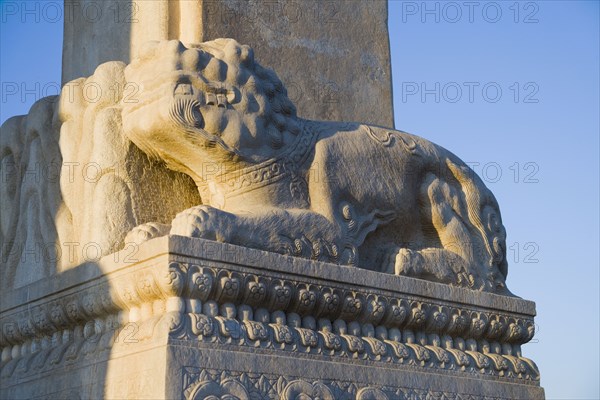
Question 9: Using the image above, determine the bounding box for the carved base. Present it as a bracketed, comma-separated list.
[0, 236, 544, 399]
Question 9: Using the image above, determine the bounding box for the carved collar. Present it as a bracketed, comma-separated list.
[198, 121, 317, 202]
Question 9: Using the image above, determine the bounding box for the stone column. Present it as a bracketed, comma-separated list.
[62, 0, 394, 127]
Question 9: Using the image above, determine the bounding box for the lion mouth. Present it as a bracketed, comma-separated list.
[169, 96, 204, 128]
[169, 96, 244, 159]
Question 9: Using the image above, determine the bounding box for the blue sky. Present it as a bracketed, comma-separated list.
[1, 1, 599, 399]
[388, 2, 599, 398]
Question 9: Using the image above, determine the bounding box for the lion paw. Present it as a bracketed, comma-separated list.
[170, 205, 235, 241]
[394, 248, 426, 276]
[394, 248, 457, 284]
[125, 222, 171, 245]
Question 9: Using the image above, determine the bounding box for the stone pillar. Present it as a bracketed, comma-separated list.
[61, 0, 202, 84]
[62, 0, 394, 127]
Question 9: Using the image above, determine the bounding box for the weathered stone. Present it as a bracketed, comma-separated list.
[3, 39, 506, 293]
[0, 5, 546, 398]
[0, 69, 201, 287]
[62, 0, 394, 127]
[0, 236, 544, 399]
[122, 39, 509, 293]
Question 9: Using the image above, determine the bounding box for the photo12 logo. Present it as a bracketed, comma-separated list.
[1, 81, 139, 105]
[1, 240, 139, 265]
[1, 1, 138, 24]
[401, 82, 540, 104]
[1, 82, 61, 104]
[400, 1, 540, 24]
[465, 161, 540, 184]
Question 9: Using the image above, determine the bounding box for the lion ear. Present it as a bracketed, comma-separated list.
[240, 45, 254, 67]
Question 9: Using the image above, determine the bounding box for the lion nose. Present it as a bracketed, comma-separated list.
[206, 93, 216, 106]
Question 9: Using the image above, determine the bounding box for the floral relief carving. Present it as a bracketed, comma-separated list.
[155, 262, 185, 297]
[318, 291, 341, 315]
[188, 265, 214, 300]
[188, 379, 249, 400]
[269, 283, 292, 310]
[181, 368, 524, 400]
[0, 259, 539, 383]
[281, 380, 335, 400]
[244, 280, 267, 305]
[244, 320, 269, 342]
[272, 324, 294, 344]
[296, 288, 318, 313]
[216, 275, 241, 303]
[189, 313, 214, 337]
[382, 303, 407, 327]
[365, 298, 386, 324]
[341, 295, 362, 319]
[356, 387, 390, 400]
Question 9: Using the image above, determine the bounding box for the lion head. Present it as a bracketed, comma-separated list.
[122, 39, 303, 186]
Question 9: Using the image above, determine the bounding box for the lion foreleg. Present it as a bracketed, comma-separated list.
[170, 205, 346, 263]
[234, 208, 347, 263]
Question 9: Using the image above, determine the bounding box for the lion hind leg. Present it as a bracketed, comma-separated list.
[422, 172, 479, 263]
[394, 172, 487, 288]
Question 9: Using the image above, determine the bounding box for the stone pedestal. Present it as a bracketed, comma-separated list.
[62, 0, 394, 127]
[0, 236, 544, 399]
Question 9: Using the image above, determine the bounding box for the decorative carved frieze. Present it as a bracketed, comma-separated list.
[0, 237, 539, 386]
[182, 367, 524, 400]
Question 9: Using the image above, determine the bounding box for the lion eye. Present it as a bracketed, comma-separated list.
[216, 93, 227, 108]
[206, 92, 217, 106]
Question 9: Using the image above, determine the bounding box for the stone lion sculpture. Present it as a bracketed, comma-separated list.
[122, 39, 509, 293]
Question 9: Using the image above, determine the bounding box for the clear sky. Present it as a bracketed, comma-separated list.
[388, 2, 599, 399]
[1, 1, 599, 399]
